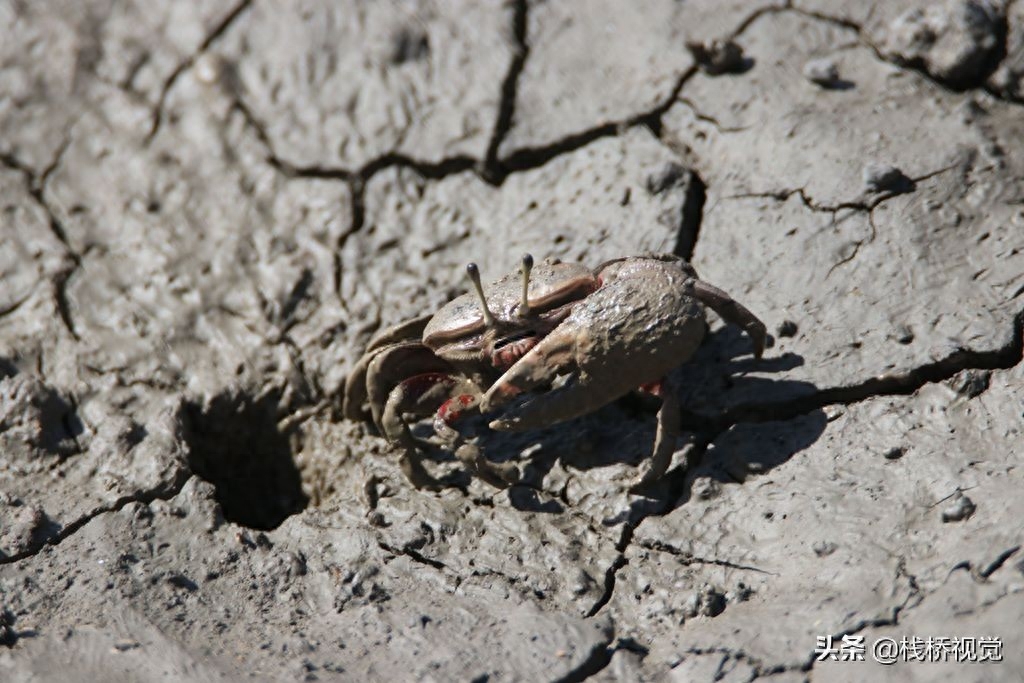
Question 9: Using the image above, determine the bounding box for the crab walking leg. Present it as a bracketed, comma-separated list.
[454, 443, 521, 488]
[632, 377, 681, 488]
[343, 351, 384, 421]
[433, 397, 521, 488]
[342, 313, 433, 421]
[365, 341, 457, 432]
[380, 374, 479, 489]
[688, 279, 768, 358]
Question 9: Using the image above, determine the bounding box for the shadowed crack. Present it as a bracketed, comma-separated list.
[585, 523, 634, 619]
[493, 2, 796, 180]
[551, 637, 616, 683]
[576, 309, 1022, 671]
[583, 439, 714, 621]
[675, 646, 799, 680]
[639, 539, 773, 575]
[378, 541, 448, 572]
[147, 0, 254, 141]
[695, 309, 1024, 434]
[666, 559, 922, 677]
[674, 97, 750, 133]
[725, 161, 959, 215]
[51, 270, 80, 341]
[481, 0, 529, 182]
[172, 0, 801, 345]
[673, 170, 707, 263]
[979, 546, 1022, 579]
[227, 1, 794, 196]
[948, 544, 1024, 583]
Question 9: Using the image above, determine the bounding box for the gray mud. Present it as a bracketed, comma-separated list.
[1, 1, 1023, 681]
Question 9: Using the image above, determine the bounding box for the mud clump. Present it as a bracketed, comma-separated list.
[883, 0, 1007, 90]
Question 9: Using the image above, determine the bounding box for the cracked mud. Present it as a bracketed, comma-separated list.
[2, 1, 1023, 681]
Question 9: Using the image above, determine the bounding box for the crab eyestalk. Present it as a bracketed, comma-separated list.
[519, 253, 534, 318]
[466, 262, 496, 327]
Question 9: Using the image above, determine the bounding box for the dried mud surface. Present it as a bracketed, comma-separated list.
[1, 1, 1023, 681]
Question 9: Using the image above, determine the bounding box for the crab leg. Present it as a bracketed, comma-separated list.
[688, 279, 768, 358]
[632, 377, 681, 488]
[365, 341, 455, 431]
[343, 313, 433, 421]
[433, 398, 521, 488]
[380, 373, 478, 490]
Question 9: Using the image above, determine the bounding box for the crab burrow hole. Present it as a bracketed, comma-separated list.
[182, 388, 308, 530]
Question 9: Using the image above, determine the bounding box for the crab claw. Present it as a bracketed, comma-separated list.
[481, 257, 710, 432]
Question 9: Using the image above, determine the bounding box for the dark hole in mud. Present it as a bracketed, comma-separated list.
[182, 389, 307, 530]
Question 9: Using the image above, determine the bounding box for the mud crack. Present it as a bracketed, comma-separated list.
[722, 162, 959, 278]
[1, 142, 81, 340]
[0, 473, 190, 566]
[481, 0, 529, 182]
[675, 645, 802, 680]
[795, 559, 923, 674]
[638, 539, 773, 575]
[377, 541, 448, 572]
[701, 309, 1024, 433]
[979, 546, 1022, 579]
[790, 4, 1018, 101]
[726, 161, 959, 215]
[584, 523, 633, 619]
[147, 0, 254, 141]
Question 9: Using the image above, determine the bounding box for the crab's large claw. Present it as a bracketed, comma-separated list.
[481, 257, 709, 432]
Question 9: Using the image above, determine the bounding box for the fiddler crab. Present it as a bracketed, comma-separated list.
[343, 253, 767, 491]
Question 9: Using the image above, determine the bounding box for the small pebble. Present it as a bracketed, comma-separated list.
[823, 405, 845, 422]
[112, 639, 140, 652]
[813, 540, 837, 557]
[883, 446, 905, 460]
[646, 162, 687, 195]
[954, 370, 991, 399]
[194, 53, 224, 85]
[692, 476, 721, 501]
[682, 584, 727, 619]
[941, 492, 976, 523]
[803, 58, 840, 87]
[687, 39, 747, 75]
[776, 320, 798, 338]
[863, 163, 913, 194]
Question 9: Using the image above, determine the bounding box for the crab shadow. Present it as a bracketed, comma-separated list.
[436, 325, 830, 515]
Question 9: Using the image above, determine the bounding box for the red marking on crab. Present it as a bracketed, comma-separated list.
[402, 373, 455, 398]
[438, 393, 477, 424]
[638, 380, 664, 397]
[491, 336, 539, 370]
